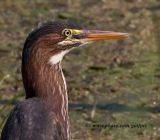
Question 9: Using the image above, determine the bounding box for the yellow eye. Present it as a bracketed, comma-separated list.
[62, 29, 72, 37]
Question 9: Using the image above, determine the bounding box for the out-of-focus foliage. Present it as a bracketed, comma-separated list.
[0, 0, 160, 139]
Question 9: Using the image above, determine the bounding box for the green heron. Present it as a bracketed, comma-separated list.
[1, 21, 128, 140]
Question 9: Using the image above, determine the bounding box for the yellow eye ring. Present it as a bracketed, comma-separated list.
[62, 29, 72, 37]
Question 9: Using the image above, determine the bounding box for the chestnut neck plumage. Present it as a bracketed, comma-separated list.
[22, 34, 70, 139]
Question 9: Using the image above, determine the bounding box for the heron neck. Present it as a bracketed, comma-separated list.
[22, 60, 70, 139]
[22, 61, 69, 139]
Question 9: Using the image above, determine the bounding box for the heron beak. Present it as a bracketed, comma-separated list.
[60, 29, 129, 46]
[81, 30, 129, 42]
[73, 30, 129, 42]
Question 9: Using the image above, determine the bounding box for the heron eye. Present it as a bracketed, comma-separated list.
[62, 29, 72, 37]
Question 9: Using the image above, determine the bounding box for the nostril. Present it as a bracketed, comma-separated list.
[73, 33, 86, 39]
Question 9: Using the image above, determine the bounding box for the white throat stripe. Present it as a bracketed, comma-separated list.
[49, 50, 69, 65]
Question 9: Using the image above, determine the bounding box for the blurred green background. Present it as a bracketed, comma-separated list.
[0, 0, 160, 140]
